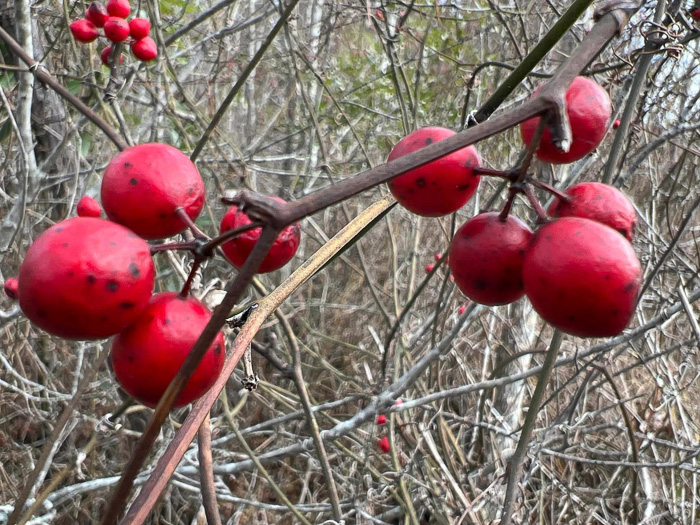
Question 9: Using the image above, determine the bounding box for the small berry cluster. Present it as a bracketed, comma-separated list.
[375, 399, 402, 453]
[4, 143, 301, 409]
[388, 76, 641, 339]
[69, 0, 157, 65]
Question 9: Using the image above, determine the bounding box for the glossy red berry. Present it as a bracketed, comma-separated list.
[70, 19, 99, 43]
[4, 277, 18, 300]
[691, 8, 700, 21]
[220, 199, 301, 273]
[376, 414, 387, 425]
[100, 46, 124, 66]
[86, 2, 109, 28]
[520, 77, 612, 164]
[101, 143, 205, 240]
[18, 217, 154, 340]
[378, 436, 390, 453]
[129, 18, 150, 40]
[425, 263, 435, 273]
[523, 217, 641, 338]
[131, 36, 157, 61]
[547, 182, 636, 242]
[387, 127, 481, 217]
[110, 292, 225, 408]
[104, 16, 130, 42]
[449, 213, 533, 306]
[613, 119, 621, 129]
[76, 195, 102, 217]
[106, 0, 130, 18]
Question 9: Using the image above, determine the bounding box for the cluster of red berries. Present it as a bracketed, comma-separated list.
[388, 76, 641, 338]
[4, 143, 301, 409]
[375, 399, 402, 453]
[70, 0, 157, 65]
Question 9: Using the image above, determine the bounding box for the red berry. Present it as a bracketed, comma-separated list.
[449, 213, 533, 306]
[691, 8, 700, 21]
[378, 436, 390, 453]
[523, 217, 641, 338]
[18, 217, 154, 340]
[387, 127, 481, 217]
[4, 277, 18, 300]
[100, 46, 124, 66]
[425, 263, 435, 273]
[458, 304, 466, 315]
[520, 77, 612, 164]
[394, 398, 403, 406]
[220, 199, 301, 273]
[548, 182, 636, 242]
[104, 16, 130, 42]
[101, 143, 206, 240]
[106, 0, 130, 18]
[86, 2, 109, 28]
[110, 292, 225, 408]
[70, 19, 99, 43]
[129, 18, 151, 40]
[376, 414, 387, 425]
[613, 119, 621, 129]
[434, 253, 448, 263]
[76, 195, 102, 217]
[131, 36, 157, 61]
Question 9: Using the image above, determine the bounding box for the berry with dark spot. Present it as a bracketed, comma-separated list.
[110, 292, 225, 408]
[85, 2, 109, 28]
[220, 197, 301, 273]
[106, 0, 130, 18]
[129, 18, 150, 40]
[70, 19, 99, 43]
[4, 277, 18, 300]
[101, 143, 205, 239]
[18, 217, 154, 339]
[378, 436, 390, 453]
[387, 127, 481, 216]
[520, 77, 612, 164]
[449, 213, 532, 306]
[132, 36, 157, 62]
[104, 17, 130, 43]
[547, 182, 636, 241]
[522, 217, 641, 337]
[76, 195, 102, 218]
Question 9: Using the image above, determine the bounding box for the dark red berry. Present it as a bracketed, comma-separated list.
[131, 36, 157, 61]
[520, 77, 612, 164]
[522, 217, 641, 338]
[86, 2, 109, 28]
[376, 414, 387, 425]
[76, 195, 102, 217]
[220, 198, 301, 273]
[691, 8, 700, 21]
[100, 46, 124, 66]
[18, 217, 154, 340]
[387, 127, 481, 217]
[110, 292, 225, 408]
[449, 213, 533, 306]
[101, 143, 205, 240]
[106, 0, 130, 18]
[378, 436, 390, 453]
[613, 119, 621, 129]
[547, 182, 636, 242]
[4, 277, 18, 300]
[104, 16, 130, 43]
[129, 18, 151, 40]
[70, 19, 99, 43]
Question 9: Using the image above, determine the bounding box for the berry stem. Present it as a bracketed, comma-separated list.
[498, 186, 519, 221]
[150, 241, 198, 254]
[471, 166, 518, 181]
[175, 207, 209, 240]
[180, 257, 203, 298]
[516, 117, 547, 183]
[523, 185, 550, 223]
[200, 221, 263, 256]
[529, 178, 572, 202]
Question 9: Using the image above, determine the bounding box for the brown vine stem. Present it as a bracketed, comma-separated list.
[197, 413, 222, 525]
[0, 27, 129, 152]
[120, 195, 395, 524]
